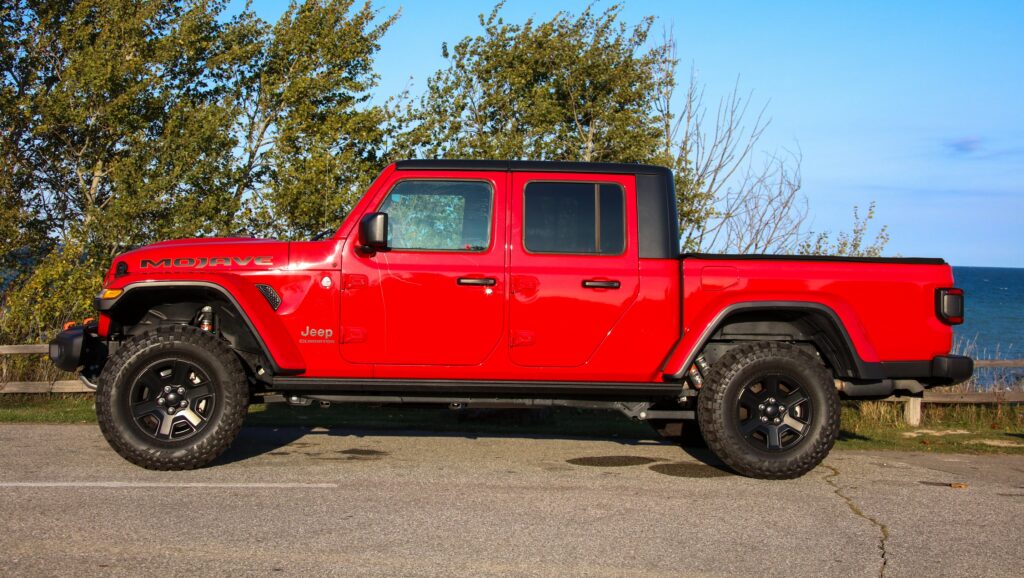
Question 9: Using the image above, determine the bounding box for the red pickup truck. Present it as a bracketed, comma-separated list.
[50, 160, 971, 478]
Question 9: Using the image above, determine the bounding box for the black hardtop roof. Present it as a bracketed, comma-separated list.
[395, 159, 673, 177]
[394, 158, 680, 259]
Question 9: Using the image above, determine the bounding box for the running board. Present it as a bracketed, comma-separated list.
[268, 377, 684, 399]
[261, 393, 696, 422]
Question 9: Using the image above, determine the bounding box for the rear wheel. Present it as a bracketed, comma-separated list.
[697, 342, 839, 479]
[96, 325, 248, 470]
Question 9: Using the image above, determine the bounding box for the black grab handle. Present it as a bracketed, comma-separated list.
[582, 280, 620, 289]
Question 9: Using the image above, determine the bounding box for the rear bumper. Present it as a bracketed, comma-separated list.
[879, 355, 974, 386]
[842, 355, 974, 398]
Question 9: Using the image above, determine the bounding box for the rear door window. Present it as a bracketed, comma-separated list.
[523, 182, 625, 254]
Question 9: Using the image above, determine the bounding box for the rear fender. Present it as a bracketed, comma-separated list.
[662, 301, 882, 381]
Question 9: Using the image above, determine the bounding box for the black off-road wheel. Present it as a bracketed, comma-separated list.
[697, 342, 840, 479]
[96, 325, 249, 470]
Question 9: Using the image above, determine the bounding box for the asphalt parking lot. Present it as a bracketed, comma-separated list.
[1, 423, 1022, 577]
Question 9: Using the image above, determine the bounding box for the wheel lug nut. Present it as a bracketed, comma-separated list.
[177, 387, 185, 395]
[758, 404, 765, 410]
[168, 407, 176, 414]
[761, 416, 768, 422]
[164, 386, 172, 393]
[157, 397, 165, 405]
[774, 418, 781, 424]
[179, 400, 188, 408]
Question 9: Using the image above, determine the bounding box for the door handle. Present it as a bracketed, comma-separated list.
[582, 279, 620, 289]
[457, 277, 497, 286]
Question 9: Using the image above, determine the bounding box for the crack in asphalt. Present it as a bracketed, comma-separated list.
[823, 465, 890, 577]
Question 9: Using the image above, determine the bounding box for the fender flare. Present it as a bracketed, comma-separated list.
[96, 279, 305, 375]
[662, 301, 884, 382]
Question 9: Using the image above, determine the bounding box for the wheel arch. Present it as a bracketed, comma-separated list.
[98, 280, 304, 377]
[667, 301, 884, 382]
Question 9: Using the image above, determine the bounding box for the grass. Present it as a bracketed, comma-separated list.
[2, 394, 1021, 454]
[0, 394, 97, 423]
[835, 400, 1024, 454]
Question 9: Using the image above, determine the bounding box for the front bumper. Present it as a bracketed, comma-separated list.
[49, 323, 108, 380]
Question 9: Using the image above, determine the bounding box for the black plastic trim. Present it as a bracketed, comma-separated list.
[666, 301, 883, 381]
[49, 327, 86, 372]
[682, 253, 947, 265]
[880, 355, 973, 385]
[457, 277, 497, 286]
[270, 377, 681, 400]
[95, 281, 299, 376]
[582, 280, 620, 289]
[636, 172, 679, 259]
[395, 159, 673, 176]
[255, 284, 282, 311]
[48, 323, 107, 376]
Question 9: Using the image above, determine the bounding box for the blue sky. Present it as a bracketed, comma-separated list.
[235, 1, 1024, 267]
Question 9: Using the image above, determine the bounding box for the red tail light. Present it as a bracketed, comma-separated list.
[936, 288, 964, 325]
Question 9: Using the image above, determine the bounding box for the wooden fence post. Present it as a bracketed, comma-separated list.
[904, 396, 923, 427]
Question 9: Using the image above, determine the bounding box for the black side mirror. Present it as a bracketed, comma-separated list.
[359, 212, 388, 251]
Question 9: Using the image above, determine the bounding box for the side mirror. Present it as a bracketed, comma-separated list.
[359, 212, 388, 251]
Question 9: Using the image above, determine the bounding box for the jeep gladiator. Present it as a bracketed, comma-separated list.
[50, 160, 972, 478]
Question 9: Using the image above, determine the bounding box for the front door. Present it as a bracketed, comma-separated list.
[509, 172, 639, 367]
[340, 172, 506, 366]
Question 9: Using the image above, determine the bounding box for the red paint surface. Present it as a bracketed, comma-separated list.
[98, 163, 957, 383]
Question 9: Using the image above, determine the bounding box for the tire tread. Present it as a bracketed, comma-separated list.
[95, 325, 248, 471]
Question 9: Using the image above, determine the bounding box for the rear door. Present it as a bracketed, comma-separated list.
[508, 172, 639, 367]
[340, 172, 506, 366]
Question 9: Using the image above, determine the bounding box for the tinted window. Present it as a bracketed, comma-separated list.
[379, 180, 493, 251]
[524, 182, 625, 254]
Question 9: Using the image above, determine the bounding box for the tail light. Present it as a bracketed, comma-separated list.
[936, 288, 964, 325]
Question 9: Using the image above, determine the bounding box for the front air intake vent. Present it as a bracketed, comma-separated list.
[255, 284, 282, 311]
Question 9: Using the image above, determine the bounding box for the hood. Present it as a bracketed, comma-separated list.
[109, 237, 290, 283]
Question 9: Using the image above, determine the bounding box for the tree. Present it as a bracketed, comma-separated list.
[226, 0, 398, 239]
[1, 0, 399, 338]
[799, 202, 889, 257]
[402, 2, 671, 164]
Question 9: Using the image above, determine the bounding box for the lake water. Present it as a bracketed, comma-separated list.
[953, 266, 1024, 359]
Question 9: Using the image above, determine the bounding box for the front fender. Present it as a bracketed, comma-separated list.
[96, 277, 306, 375]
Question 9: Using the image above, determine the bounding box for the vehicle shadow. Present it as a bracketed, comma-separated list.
[212, 405, 732, 471]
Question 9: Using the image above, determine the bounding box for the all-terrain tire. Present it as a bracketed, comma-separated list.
[96, 325, 249, 470]
[697, 342, 839, 479]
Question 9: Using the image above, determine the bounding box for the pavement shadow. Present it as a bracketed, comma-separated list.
[207, 405, 708, 469]
[211, 405, 713, 468]
[212, 426, 311, 466]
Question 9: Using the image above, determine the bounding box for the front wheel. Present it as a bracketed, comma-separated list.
[96, 325, 249, 470]
[697, 342, 840, 479]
